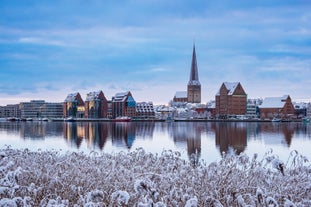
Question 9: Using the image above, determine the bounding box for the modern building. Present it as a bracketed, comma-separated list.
[259, 95, 295, 119]
[215, 82, 247, 118]
[0, 104, 21, 118]
[84, 90, 108, 118]
[40, 102, 63, 118]
[246, 99, 262, 118]
[19, 100, 63, 119]
[173, 91, 188, 103]
[187, 44, 201, 103]
[136, 102, 155, 118]
[111, 91, 136, 118]
[63, 92, 85, 118]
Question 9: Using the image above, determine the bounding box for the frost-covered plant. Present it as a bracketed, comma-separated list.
[0, 147, 310, 206]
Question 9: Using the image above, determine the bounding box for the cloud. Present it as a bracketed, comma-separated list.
[0, 0, 310, 104]
[18, 37, 66, 46]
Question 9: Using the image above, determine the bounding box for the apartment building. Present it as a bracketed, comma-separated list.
[112, 91, 136, 118]
[84, 90, 108, 118]
[63, 92, 85, 118]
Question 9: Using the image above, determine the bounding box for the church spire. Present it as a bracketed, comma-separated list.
[187, 43, 201, 103]
[188, 44, 200, 85]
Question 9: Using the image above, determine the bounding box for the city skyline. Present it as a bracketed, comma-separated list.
[1, 0, 311, 105]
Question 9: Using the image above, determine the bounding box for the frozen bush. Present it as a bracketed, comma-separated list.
[0, 148, 310, 206]
[185, 197, 198, 207]
[111, 190, 130, 205]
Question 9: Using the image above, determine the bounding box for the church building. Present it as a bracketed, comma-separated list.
[187, 44, 201, 103]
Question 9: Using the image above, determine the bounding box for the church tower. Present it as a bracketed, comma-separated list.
[187, 44, 201, 103]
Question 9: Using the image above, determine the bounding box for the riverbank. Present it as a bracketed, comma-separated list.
[0, 148, 310, 206]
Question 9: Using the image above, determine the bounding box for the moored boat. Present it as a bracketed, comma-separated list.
[7, 117, 18, 121]
[271, 118, 282, 122]
[64, 117, 76, 122]
[114, 116, 132, 122]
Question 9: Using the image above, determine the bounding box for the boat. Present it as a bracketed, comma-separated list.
[64, 117, 76, 122]
[42, 118, 49, 122]
[271, 118, 282, 122]
[7, 117, 18, 121]
[26, 118, 33, 121]
[114, 116, 132, 122]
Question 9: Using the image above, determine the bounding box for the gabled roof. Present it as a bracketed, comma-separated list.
[174, 91, 187, 99]
[113, 91, 131, 102]
[64, 92, 79, 102]
[216, 82, 239, 96]
[259, 95, 289, 108]
[85, 91, 103, 101]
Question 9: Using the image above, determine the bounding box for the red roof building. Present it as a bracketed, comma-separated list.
[259, 95, 295, 119]
[215, 82, 247, 118]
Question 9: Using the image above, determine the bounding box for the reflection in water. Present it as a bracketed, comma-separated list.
[213, 122, 247, 156]
[167, 122, 202, 162]
[259, 123, 295, 146]
[0, 121, 310, 162]
[111, 123, 136, 149]
[64, 122, 83, 148]
[84, 122, 108, 150]
[63, 122, 156, 150]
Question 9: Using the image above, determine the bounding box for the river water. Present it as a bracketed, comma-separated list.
[0, 121, 310, 164]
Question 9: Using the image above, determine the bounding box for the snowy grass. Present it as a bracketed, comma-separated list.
[0, 147, 310, 207]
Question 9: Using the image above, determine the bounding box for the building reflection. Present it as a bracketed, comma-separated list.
[64, 122, 83, 148]
[134, 122, 155, 139]
[19, 122, 63, 140]
[111, 122, 136, 149]
[84, 122, 109, 150]
[213, 122, 247, 156]
[259, 122, 295, 146]
[168, 122, 202, 163]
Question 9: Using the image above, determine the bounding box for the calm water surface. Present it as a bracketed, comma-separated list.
[0, 121, 310, 164]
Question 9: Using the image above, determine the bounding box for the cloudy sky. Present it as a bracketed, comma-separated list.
[1, 0, 310, 105]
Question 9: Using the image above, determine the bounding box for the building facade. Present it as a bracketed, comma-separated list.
[84, 91, 108, 118]
[18, 100, 63, 119]
[39, 102, 63, 118]
[0, 104, 21, 118]
[136, 102, 155, 118]
[63, 92, 85, 118]
[259, 95, 295, 119]
[112, 91, 136, 118]
[215, 82, 247, 118]
[187, 44, 201, 103]
[173, 91, 188, 103]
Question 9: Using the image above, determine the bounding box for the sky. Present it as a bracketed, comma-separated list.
[1, 0, 311, 105]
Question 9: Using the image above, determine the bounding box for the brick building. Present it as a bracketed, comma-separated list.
[112, 91, 136, 118]
[215, 82, 247, 118]
[259, 95, 295, 119]
[84, 90, 108, 118]
[173, 91, 188, 103]
[63, 92, 85, 118]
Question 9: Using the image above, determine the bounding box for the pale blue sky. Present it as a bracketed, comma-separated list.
[1, 0, 310, 105]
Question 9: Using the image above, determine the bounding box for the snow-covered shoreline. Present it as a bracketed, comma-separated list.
[0, 147, 310, 206]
